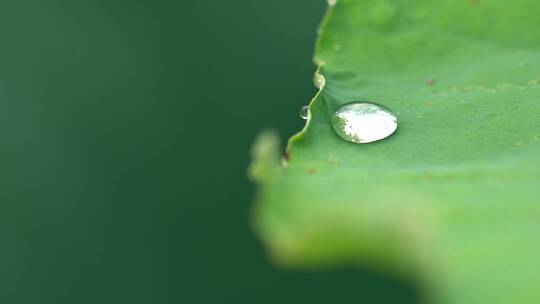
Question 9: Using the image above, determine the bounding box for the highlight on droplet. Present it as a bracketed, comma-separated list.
[331, 102, 398, 144]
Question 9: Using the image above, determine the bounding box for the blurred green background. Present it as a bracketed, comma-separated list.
[0, 0, 417, 303]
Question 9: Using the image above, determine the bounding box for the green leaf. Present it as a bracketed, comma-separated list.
[250, 0, 540, 303]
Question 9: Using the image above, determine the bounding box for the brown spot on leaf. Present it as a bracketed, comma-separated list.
[426, 79, 437, 86]
[283, 151, 290, 162]
[307, 168, 317, 175]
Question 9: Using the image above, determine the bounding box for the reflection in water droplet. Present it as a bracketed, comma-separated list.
[331, 102, 397, 144]
[300, 106, 311, 120]
[328, 0, 337, 6]
[313, 71, 326, 90]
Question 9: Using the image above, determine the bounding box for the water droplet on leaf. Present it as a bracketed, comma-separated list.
[313, 71, 326, 89]
[327, 0, 337, 6]
[300, 106, 311, 120]
[331, 102, 398, 144]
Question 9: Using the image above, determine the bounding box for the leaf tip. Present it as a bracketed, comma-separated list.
[248, 130, 282, 181]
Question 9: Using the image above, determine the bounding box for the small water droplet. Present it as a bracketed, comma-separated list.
[300, 106, 311, 120]
[331, 102, 398, 144]
[313, 71, 326, 89]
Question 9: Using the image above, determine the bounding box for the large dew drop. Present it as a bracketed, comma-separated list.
[331, 102, 397, 144]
